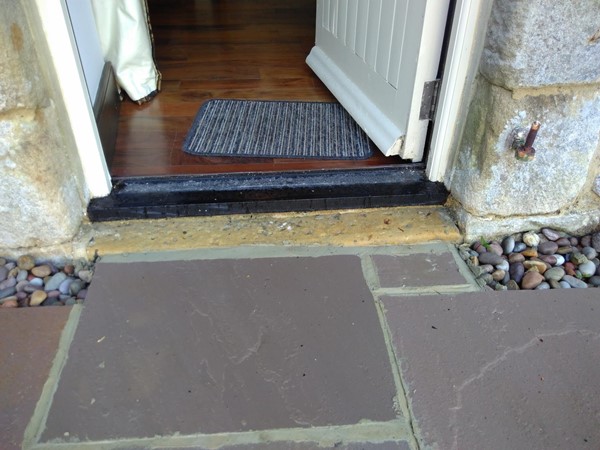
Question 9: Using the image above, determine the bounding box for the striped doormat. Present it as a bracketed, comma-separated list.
[182, 99, 373, 159]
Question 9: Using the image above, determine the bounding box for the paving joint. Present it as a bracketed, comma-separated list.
[27, 419, 413, 450]
[23, 306, 84, 449]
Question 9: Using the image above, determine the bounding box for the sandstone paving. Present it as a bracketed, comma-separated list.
[0, 307, 72, 450]
[6, 243, 599, 449]
[381, 289, 600, 450]
[38, 249, 412, 447]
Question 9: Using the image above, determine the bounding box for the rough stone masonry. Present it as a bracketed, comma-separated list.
[449, 0, 600, 240]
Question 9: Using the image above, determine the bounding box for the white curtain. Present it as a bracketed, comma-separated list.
[91, 0, 161, 103]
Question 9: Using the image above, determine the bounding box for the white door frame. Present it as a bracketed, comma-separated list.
[37, 0, 484, 197]
[34, 0, 111, 199]
[427, 0, 488, 183]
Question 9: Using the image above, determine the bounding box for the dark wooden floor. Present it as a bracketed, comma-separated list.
[110, 0, 405, 177]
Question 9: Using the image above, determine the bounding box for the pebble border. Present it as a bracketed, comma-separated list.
[457, 229, 600, 291]
[0, 255, 93, 308]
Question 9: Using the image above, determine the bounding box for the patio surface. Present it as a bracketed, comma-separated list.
[2, 242, 599, 449]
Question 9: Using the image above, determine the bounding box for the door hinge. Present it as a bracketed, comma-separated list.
[419, 79, 441, 121]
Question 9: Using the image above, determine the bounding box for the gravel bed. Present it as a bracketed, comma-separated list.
[0, 255, 93, 308]
[458, 229, 600, 290]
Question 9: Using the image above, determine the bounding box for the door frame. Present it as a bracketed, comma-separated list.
[35, 0, 111, 198]
[39, 0, 486, 198]
[426, 0, 490, 183]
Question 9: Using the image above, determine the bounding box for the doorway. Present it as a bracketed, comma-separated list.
[109, 0, 408, 178]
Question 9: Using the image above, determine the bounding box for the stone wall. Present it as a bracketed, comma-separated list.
[0, 1, 87, 253]
[448, 0, 600, 240]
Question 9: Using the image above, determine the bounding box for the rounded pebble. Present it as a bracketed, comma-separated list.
[0, 295, 18, 304]
[0, 277, 16, 290]
[544, 267, 565, 282]
[538, 241, 558, 255]
[521, 271, 545, 289]
[69, 279, 85, 296]
[16, 270, 28, 282]
[521, 248, 538, 258]
[0, 267, 8, 283]
[571, 252, 589, 265]
[592, 232, 600, 252]
[30, 290, 48, 306]
[31, 265, 52, 278]
[553, 254, 565, 266]
[513, 242, 527, 252]
[496, 260, 510, 271]
[0, 286, 17, 299]
[488, 242, 503, 256]
[562, 275, 588, 289]
[548, 279, 562, 289]
[588, 276, 600, 287]
[564, 262, 577, 276]
[78, 270, 93, 283]
[17, 255, 35, 271]
[1, 299, 18, 308]
[582, 246, 598, 260]
[47, 290, 61, 299]
[506, 280, 520, 290]
[541, 228, 561, 241]
[58, 278, 74, 295]
[45, 272, 67, 292]
[538, 255, 557, 266]
[579, 261, 596, 278]
[478, 273, 494, 285]
[30, 277, 44, 287]
[559, 280, 572, 289]
[478, 253, 505, 266]
[523, 260, 548, 274]
[492, 270, 506, 281]
[509, 262, 525, 284]
[508, 253, 525, 263]
[523, 231, 540, 247]
[502, 236, 515, 254]
[535, 282, 551, 290]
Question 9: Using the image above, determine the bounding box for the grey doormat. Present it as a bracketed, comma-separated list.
[182, 99, 373, 159]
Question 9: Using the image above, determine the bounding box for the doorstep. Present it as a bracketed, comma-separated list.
[87, 167, 448, 222]
[81, 205, 461, 259]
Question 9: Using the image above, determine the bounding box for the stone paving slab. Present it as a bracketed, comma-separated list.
[0, 307, 72, 450]
[39, 255, 400, 444]
[371, 250, 469, 289]
[381, 289, 600, 450]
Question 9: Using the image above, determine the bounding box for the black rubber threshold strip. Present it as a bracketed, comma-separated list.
[87, 165, 448, 221]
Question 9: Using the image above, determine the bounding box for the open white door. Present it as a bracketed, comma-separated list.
[307, 0, 449, 161]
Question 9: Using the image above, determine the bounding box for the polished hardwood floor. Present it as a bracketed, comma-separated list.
[110, 0, 405, 178]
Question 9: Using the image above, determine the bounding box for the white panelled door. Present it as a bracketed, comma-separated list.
[306, 0, 449, 160]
